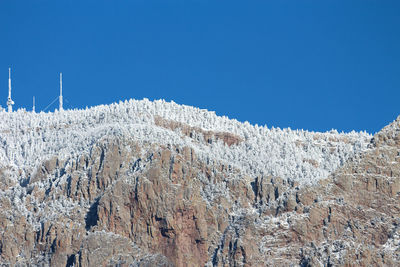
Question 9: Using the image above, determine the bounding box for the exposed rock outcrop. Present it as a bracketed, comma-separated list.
[154, 115, 243, 146]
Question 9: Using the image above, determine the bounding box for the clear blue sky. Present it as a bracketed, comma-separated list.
[1, 1, 399, 133]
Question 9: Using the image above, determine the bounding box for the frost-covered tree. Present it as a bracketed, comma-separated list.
[0, 98, 372, 185]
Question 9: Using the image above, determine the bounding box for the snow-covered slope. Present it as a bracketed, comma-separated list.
[0, 98, 371, 184]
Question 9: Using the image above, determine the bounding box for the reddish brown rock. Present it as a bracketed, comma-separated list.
[154, 115, 243, 146]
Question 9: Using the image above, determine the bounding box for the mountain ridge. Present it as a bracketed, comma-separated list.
[0, 98, 398, 266]
[0, 98, 371, 184]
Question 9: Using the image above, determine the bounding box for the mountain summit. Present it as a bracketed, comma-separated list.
[0, 99, 398, 266]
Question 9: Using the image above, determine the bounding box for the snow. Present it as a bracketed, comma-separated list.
[0, 98, 372, 185]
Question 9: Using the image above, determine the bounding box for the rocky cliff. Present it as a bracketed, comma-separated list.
[0, 99, 398, 266]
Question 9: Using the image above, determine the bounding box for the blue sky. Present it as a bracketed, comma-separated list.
[1, 1, 399, 133]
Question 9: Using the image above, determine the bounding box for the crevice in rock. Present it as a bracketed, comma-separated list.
[211, 246, 219, 266]
[19, 176, 30, 187]
[66, 254, 75, 267]
[85, 198, 100, 230]
[132, 158, 141, 172]
[274, 186, 279, 200]
[66, 175, 72, 197]
[328, 206, 332, 223]
[250, 178, 258, 202]
[160, 227, 173, 238]
[296, 192, 300, 204]
[45, 181, 53, 197]
[98, 147, 105, 171]
[300, 257, 311, 267]
[50, 238, 57, 253]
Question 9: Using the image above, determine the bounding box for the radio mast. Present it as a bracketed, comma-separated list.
[7, 68, 14, 113]
[59, 73, 63, 111]
[33, 96, 35, 112]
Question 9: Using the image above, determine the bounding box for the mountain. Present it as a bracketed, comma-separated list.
[0, 98, 398, 266]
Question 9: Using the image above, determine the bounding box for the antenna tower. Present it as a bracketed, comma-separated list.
[7, 68, 14, 112]
[59, 73, 63, 111]
[33, 96, 35, 112]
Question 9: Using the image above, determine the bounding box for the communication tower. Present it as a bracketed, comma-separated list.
[59, 73, 63, 111]
[7, 68, 14, 112]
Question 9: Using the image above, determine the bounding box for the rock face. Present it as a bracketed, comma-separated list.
[0, 100, 398, 266]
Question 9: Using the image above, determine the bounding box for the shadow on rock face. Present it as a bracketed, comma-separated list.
[85, 197, 99, 230]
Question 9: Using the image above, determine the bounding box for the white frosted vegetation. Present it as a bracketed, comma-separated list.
[0, 98, 372, 185]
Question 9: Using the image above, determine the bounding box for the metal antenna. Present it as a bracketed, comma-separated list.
[59, 73, 63, 111]
[7, 68, 14, 112]
[33, 96, 35, 112]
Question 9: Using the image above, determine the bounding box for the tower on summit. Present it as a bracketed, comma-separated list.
[59, 73, 63, 111]
[7, 68, 14, 113]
